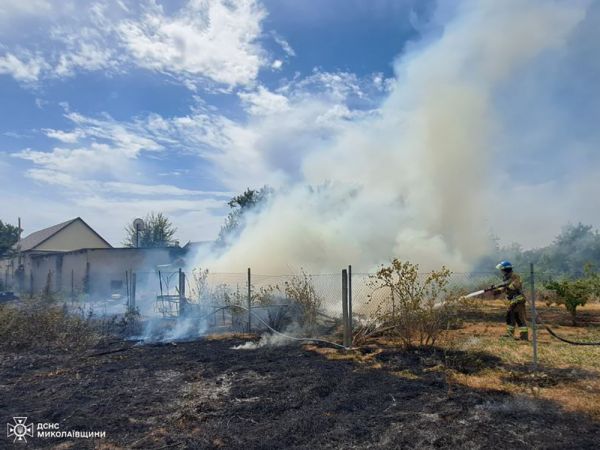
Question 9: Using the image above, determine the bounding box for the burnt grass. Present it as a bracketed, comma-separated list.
[1, 338, 599, 449]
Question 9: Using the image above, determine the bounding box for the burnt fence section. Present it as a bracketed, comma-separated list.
[6, 263, 565, 360]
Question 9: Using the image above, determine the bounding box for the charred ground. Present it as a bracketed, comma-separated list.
[1, 336, 599, 449]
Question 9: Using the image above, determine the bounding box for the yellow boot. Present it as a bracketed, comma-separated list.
[501, 325, 515, 339]
[518, 327, 529, 341]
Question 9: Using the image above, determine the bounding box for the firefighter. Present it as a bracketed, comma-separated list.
[493, 261, 528, 340]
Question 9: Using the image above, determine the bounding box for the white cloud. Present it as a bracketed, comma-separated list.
[18, 144, 137, 176]
[0, 0, 53, 22]
[0, 52, 47, 82]
[43, 129, 81, 143]
[54, 40, 115, 77]
[0, 0, 269, 88]
[272, 31, 295, 57]
[238, 86, 290, 116]
[16, 111, 163, 179]
[35, 98, 48, 109]
[154, 71, 386, 191]
[19, 69, 382, 202]
[63, 112, 163, 156]
[11, 106, 236, 245]
[26, 167, 228, 198]
[118, 0, 267, 87]
[101, 182, 206, 197]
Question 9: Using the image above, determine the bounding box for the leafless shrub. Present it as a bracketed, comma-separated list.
[252, 284, 280, 307]
[283, 270, 322, 334]
[264, 306, 289, 331]
[116, 307, 142, 336]
[188, 267, 209, 302]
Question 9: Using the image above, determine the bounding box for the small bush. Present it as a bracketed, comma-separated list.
[189, 267, 210, 302]
[366, 259, 458, 348]
[283, 270, 322, 334]
[545, 265, 600, 325]
[117, 307, 142, 336]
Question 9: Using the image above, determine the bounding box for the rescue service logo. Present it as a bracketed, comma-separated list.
[7, 417, 34, 443]
[6, 417, 106, 444]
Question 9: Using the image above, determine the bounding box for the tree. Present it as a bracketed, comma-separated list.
[216, 186, 272, 246]
[0, 220, 21, 257]
[477, 223, 600, 277]
[546, 264, 600, 325]
[124, 212, 178, 248]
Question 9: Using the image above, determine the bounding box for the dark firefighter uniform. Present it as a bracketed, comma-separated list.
[495, 271, 528, 340]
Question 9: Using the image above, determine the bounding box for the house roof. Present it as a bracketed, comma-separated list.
[14, 217, 112, 252]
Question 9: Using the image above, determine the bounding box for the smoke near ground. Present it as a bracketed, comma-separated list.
[198, 0, 594, 274]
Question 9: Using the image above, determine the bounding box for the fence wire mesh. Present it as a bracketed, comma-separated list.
[16, 263, 580, 344]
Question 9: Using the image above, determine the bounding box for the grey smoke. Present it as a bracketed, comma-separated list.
[198, 0, 595, 274]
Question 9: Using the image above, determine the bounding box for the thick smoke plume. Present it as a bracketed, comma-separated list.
[199, 0, 592, 274]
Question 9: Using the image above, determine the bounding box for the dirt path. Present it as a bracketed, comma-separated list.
[1, 338, 599, 449]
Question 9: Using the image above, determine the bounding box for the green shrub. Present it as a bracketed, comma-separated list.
[366, 259, 458, 348]
[546, 265, 600, 325]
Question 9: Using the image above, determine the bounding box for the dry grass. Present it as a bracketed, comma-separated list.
[438, 300, 600, 419]
[309, 298, 600, 420]
[0, 299, 100, 352]
[203, 332, 257, 341]
[304, 344, 384, 366]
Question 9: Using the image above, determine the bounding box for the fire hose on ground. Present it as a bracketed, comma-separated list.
[462, 290, 600, 346]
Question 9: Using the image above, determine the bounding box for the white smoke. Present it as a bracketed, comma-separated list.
[232, 332, 292, 350]
[198, 0, 591, 274]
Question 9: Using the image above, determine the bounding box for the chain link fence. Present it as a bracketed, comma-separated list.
[25, 262, 594, 351]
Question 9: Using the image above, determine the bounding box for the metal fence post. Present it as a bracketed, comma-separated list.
[247, 268, 252, 333]
[179, 268, 186, 316]
[126, 270, 130, 309]
[342, 269, 349, 348]
[131, 272, 137, 313]
[84, 262, 90, 294]
[348, 265, 353, 345]
[530, 263, 538, 370]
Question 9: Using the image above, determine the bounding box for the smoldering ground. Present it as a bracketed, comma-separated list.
[2, 337, 599, 449]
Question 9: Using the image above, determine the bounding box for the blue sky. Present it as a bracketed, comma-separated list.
[1, 0, 599, 263]
[0, 0, 430, 245]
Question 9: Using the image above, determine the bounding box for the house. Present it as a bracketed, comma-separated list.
[1, 218, 188, 299]
[14, 217, 112, 254]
